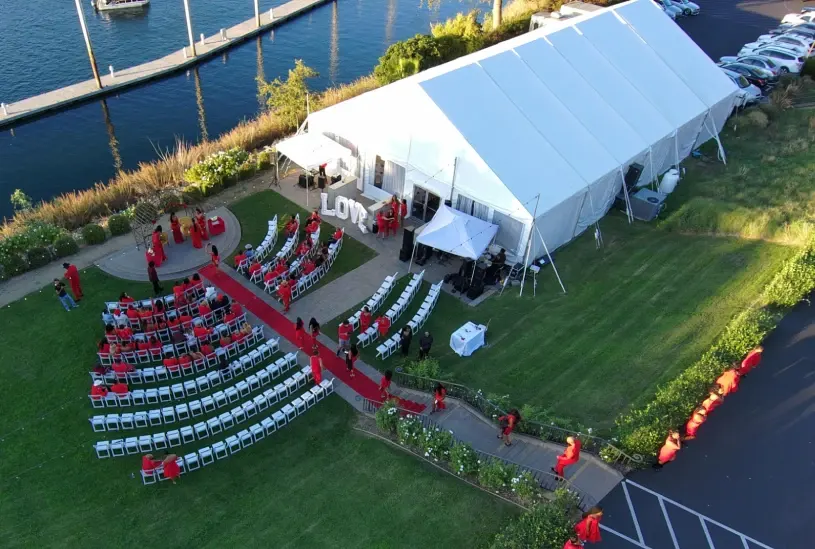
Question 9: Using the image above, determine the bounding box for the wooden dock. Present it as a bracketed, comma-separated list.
[0, 0, 333, 129]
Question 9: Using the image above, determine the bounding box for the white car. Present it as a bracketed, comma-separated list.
[742, 47, 804, 74]
[719, 55, 782, 76]
[741, 36, 812, 57]
[671, 0, 700, 15]
[721, 69, 762, 108]
[653, 0, 677, 19]
[658, 0, 684, 18]
[782, 9, 815, 26]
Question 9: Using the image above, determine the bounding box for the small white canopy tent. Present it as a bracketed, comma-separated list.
[415, 204, 498, 260]
[275, 132, 352, 207]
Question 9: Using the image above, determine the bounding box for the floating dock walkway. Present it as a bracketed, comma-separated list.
[0, 0, 333, 129]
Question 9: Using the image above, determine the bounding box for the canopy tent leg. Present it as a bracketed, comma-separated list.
[408, 241, 417, 274]
[648, 146, 657, 189]
[535, 225, 566, 295]
[519, 194, 540, 298]
[674, 129, 680, 168]
[619, 167, 634, 224]
[706, 117, 727, 165]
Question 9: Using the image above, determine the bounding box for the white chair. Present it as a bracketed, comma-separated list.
[184, 452, 200, 472]
[125, 437, 139, 455]
[238, 429, 253, 448]
[167, 429, 181, 447]
[226, 435, 241, 454]
[212, 441, 228, 460]
[207, 417, 222, 435]
[194, 422, 209, 440]
[180, 426, 195, 444]
[138, 435, 152, 453]
[95, 441, 110, 459]
[272, 410, 286, 428]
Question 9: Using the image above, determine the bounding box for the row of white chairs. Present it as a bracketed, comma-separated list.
[96, 324, 263, 366]
[90, 345, 296, 409]
[94, 366, 313, 456]
[140, 379, 335, 484]
[92, 329, 273, 385]
[104, 310, 247, 350]
[238, 214, 279, 273]
[376, 281, 442, 359]
[91, 352, 294, 432]
[289, 234, 342, 302]
[347, 272, 398, 331]
[105, 294, 209, 332]
[249, 228, 299, 286]
[259, 229, 320, 294]
[358, 270, 424, 347]
[104, 282, 206, 315]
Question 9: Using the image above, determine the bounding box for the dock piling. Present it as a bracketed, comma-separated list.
[200, 33, 205, 45]
[1, 103, 7, 116]
[73, 0, 103, 89]
[220, 28, 227, 41]
[182, 0, 197, 57]
[254, 0, 261, 28]
[109, 66, 115, 78]
[270, 7, 274, 19]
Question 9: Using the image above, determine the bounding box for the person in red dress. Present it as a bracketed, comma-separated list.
[654, 430, 681, 469]
[376, 211, 387, 239]
[716, 368, 740, 396]
[376, 315, 391, 338]
[574, 507, 603, 544]
[170, 213, 184, 244]
[359, 306, 372, 333]
[308, 318, 321, 345]
[151, 226, 167, 265]
[90, 379, 108, 399]
[207, 244, 220, 267]
[309, 209, 322, 226]
[553, 436, 582, 478]
[701, 387, 724, 413]
[195, 208, 209, 240]
[563, 535, 584, 549]
[142, 453, 162, 474]
[497, 409, 521, 446]
[684, 406, 707, 440]
[279, 279, 292, 312]
[389, 197, 400, 233]
[189, 220, 202, 249]
[399, 198, 408, 226]
[233, 251, 246, 269]
[379, 370, 393, 401]
[432, 382, 447, 413]
[738, 345, 763, 377]
[111, 381, 129, 396]
[162, 454, 181, 484]
[383, 208, 396, 237]
[329, 227, 343, 244]
[302, 259, 316, 275]
[62, 263, 83, 301]
[285, 214, 298, 237]
[309, 346, 323, 385]
[295, 317, 307, 349]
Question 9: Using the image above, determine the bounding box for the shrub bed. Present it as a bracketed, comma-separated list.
[107, 214, 131, 236]
[26, 246, 53, 269]
[53, 236, 79, 258]
[0, 252, 27, 280]
[81, 224, 107, 245]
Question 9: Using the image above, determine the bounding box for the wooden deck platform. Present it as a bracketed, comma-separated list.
[0, 0, 333, 129]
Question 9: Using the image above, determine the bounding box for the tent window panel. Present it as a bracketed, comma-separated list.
[492, 210, 524, 254]
[455, 195, 490, 221]
[382, 161, 406, 197]
[325, 133, 357, 173]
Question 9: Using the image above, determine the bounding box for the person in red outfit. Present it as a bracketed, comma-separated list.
[302, 259, 316, 275]
[336, 320, 352, 356]
[163, 356, 180, 371]
[111, 382, 129, 396]
[376, 315, 391, 337]
[231, 302, 243, 317]
[308, 318, 321, 343]
[193, 324, 210, 341]
[285, 215, 298, 237]
[716, 368, 740, 396]
[432, 382, 447, 413]
[190, 220, 203, 249]
[399, 198, 408, 226]
[738, 345, 763, 376]
[344, 343, 359, 378]
[383, 208, 395, 237]
[119, 293, 135, 305]
[563, 535, 584, 549]
[170, 213, 184, 244]
[309, 209, 321, 226]
[359, 306, 372, 332]
[142, 453, 162, 473]
[126, 307, 140, 322]
[305, 219, 319, 236]
[295, 317, 307, 349]
[684, 406, 707, 440]
[62, 263, 83, 301]
[201, 343, 215, 356]
[234, 251, 247, 269]
[90, 380, 108, 398]
[379, 370, 393, 400]
[162, 454, 181, 484]
[574, 507, 603, 544]
[309, 346, 323, 385]
[151, 226, 167, 264]
[389, 198, 400, 233]
[553, 436, 582, 478]
[117, 326, 133, 342]
[497, 409, 521, 447]
[701, 387, 724, 413]
[279, 279, 293, 312]
[207, 244, 220, 268]
[376, 211, 387, 239]
[330, 227, 343, 244]
[296, 239, 311, 257]
[195, 208, 209, 240]
[248, 260, 262, 278]
[112, 361, 134, 376]
[655, 430, 681, 469]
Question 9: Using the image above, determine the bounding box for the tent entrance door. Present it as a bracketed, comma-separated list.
[412, 186, 441, 223]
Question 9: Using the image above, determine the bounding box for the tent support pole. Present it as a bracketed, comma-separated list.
[707, 117, 727, 165]
[619, 167, 634, 224]
[519, 194, 540, 298]
[674, 130, 680, 167]
[535, 225, 566, 295]
[275, 149, 279, 183]
[408, 241, 417, 274]
[449, 157, 458, 203]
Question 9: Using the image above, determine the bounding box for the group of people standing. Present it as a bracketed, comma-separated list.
[147, 208, 214, 270]
[375, 196, 407, 238]
[53, 262, 83, 311]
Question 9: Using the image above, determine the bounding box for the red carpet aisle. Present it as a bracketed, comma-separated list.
[200, 265, 425, 413]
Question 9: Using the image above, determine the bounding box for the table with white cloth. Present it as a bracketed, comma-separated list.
[449, 322, 487, 357]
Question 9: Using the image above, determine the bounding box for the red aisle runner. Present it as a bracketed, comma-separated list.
[199, 265, 425, 413]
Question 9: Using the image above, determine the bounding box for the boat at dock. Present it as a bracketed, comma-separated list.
[92, 0, 150, 11]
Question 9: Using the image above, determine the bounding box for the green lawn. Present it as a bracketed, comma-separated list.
[326, 214, 792, 429]
[0, 269, 516, 548]
[228, 189, 377, 286]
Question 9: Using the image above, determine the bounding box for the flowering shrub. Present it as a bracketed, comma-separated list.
[0, 252, 27, 280]
[510, 471, 539, 504]
[489, 488, 579, 549]
[81, 224, 107, 245]
[184, 147, 250, 195]
[450, 442, 479, 477]
[26, 246, 52, 269]
[375, 399, 400, 434]
[53, 236, 79, 258]
[478, 458, 516, 492]
[422, 427, 453, 462]
[396, 414, 423, 448]
[107, 214, 131, 236]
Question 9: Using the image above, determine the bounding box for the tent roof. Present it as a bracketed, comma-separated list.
[416, 204, 498, 260]
[276, 132, 352, 171]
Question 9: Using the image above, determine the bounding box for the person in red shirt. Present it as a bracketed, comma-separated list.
[389, 198, 400, 233]
[111, 382, 129, 396]
[263, 270, 279, 286]
[137, 339, 151, 351]
[201, 343, 215, 356]
[383, 208, 396, 237]
[193, 324, 210, 341]
[716, 368, 740, 396]
[162, 454, 181, 484]
[248, 261, 262, 278]
[62, 263, 83, 301]
[738, 345, 763, 376]
[231, 331, 245, 343]
[296, 239, 311, 257]
[198, 301, 212, 317]
[655, 430, 681, 469]
[167, 316, 181, 330]
[379, 370, 393, 401]
[336, 320, 352, 356]
[574, 507, 603, 544]
[224, 310, 238, 324]
[432, 382, 447, 413]
[148, 336, 162, 350]
[497, 409, 521, 447]
[230, 302, 243, 317]
[553, 436, 582, 478]
[112, 361, 134, 376]
[309, 209, 321, 226]
[376, 315, 391, 337]
[117, 326, 133, 342]
[119, 292, 135, 305]
[376, 211, 387, 240]
[126, 307, 140, 322]
[330, 227, 343, 243]
[684, 406, 707, 440]
[90, 380, 108, 398]
[563, 535, 584, 549]
[305, 219, 318, 236]
[138, 307, 153, 323]
[279, 279, 293, 313]
[359, 306, 372, 333]
[285, 215, 298, 237]
[302, 259, 316, 275]
[234, 251, 247, 270]
[399, 199, 407, 226]
[142, 453, 162, 473]
[309, 346, 323, 384]
[163, 356, 180, 371]
[179, 354, 193, 368]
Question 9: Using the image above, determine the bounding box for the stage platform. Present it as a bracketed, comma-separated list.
[97, 206, 241, 282]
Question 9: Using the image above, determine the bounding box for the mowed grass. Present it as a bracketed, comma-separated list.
[326, 214, 791, 428]
[228, 189, 377, 286]
[0, 269, 516, 548]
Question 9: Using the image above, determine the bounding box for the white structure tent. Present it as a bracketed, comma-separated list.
[409, 204, 498, 269]
[306, 0, 737, 266]
[275, 132, 352, 206]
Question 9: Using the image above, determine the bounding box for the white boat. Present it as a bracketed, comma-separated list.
[92, 0, 150, 11]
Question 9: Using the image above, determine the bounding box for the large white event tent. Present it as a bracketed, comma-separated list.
[305, 0, 737, 260]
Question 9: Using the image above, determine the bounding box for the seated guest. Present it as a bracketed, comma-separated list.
[101, 308, 115, 325]
[264, 269, 279, 285]
[179, 354, 193, 367]
[284, 214, 298, 237]
[126, 307, 140, 321]
[198, 301, 212, 317]
[231, 302, 243, 317]
[116, 325, 134, 342]
[240, 322, 253, 336]
[137, 338, 151, 351]
[184, 329, 197, 349]
[329, 227, 343, 244]
[119, 340, 135, 353]
[244, 244, 255, 261]
[191, 273, 204, 289]
[376, 315, 391, 337]
[138, 307, 153, 323]
[219, 334, 232, 347]
[113, 309, 128, 328]
[178, 313, 193, 326]
[302, 259, 316, 275]
[105, 324, 117, 340]
[92, 363, 109, 376]
[309, 209, 321, 225]
[320, 243, 330, 261]
[315, 255, 325, 269]
[163, 355, 180, 370]
[201, 343, 215, 356]
[182, 277, 192, 292]
[224, 309, 238, 324]
[189, 350, 205, 362]
[233, 250, 247, 269]
[142, 454, 162, 473]
[231, 330, 246, 343]
[112, 361, 134, 375]
[167, 316, 181, 330]
[119, 292, 135, 305]
[305, 219, 319, 236]
[98, 339, 111, 355]
[173, 281, 185, 300]
[248, 260, 262, 278]
[90, 380, 108, 398]
[148, 336, 162, 350]
[193, 324, 211, 341]
[296, 239, 311, 257]
[171, 330, 185, 345]
[110, 381, 129, 396]
[359, 306, 372, 332]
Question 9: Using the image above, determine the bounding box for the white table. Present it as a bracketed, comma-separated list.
[449, 322, 487, 357]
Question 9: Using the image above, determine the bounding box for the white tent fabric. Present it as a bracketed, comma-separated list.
[416, 204, 498, 260]
[275, 132, 352, 171]
[306, 0, 737, 258]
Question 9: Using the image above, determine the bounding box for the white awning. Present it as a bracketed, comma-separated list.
[416, 204, 498, 260]
[276, 132, 352, 171]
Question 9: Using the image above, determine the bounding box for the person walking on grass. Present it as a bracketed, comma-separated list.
[54, 279, 78, 311]
[147, 261, 163, 296]
[497, 408, 521, 447]
[62, 263, 83, 301]
[162, 454, 181, 484]
[418, 331, 433, 360]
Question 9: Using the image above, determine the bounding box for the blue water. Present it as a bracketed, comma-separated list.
[0, 0, 481, 219]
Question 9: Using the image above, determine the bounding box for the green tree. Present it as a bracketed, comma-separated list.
[10, 189, 32, 212]
[258, 60, 318, 130]
[374, 34, 444, 85]
[431, 10, 485, 60]
[493, 0, 503, 30]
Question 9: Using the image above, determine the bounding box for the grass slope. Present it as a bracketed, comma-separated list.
[0, 269, 515, 548]
[327, 214, 791, 428]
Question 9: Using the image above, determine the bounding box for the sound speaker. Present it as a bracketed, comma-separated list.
[624, 163, 644, 189]
[444, 199, 452, 207]
[298, 174, 308, 188]
[401, 226, 416, 255]
[399, 248, 411, 262]
[466, 281, 485, 300]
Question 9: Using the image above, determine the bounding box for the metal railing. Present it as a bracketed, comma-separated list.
[360, 397, 596, 511]
[391, 371, 645, 471]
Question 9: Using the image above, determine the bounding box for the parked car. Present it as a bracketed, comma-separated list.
[782, 9, 815, 26]
[671, 0, 700, 15]
[720, 63, 778, 90]
[655, 2, 677, 20]
[658, 0, 683, 18]
[759, 29, 815, 42]
[719, 55, 782, 76]
[741, 37, 811, 57]
[737, 46, 805, 73]
[721, 69, 762, 108]
[775, 21, 815, 33]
